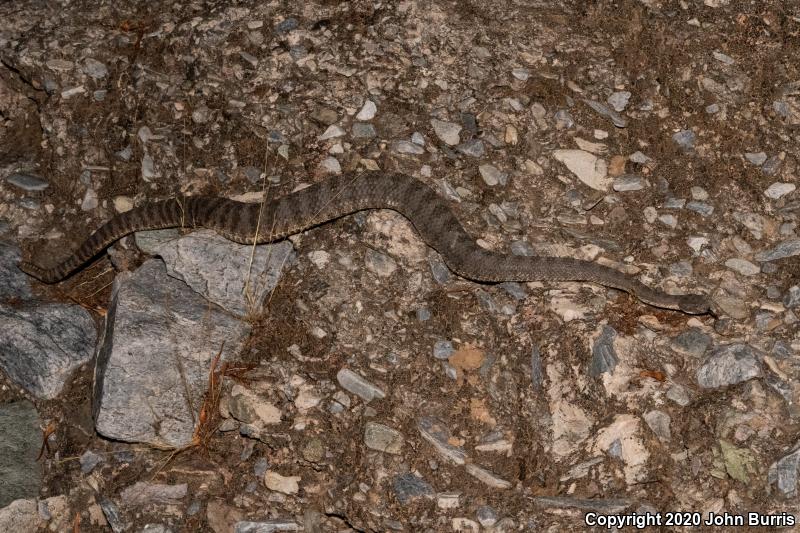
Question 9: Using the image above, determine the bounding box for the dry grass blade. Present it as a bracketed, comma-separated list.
[149, 342, 228, 478]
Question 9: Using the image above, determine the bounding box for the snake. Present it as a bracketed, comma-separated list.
[18, 171, 712, 314]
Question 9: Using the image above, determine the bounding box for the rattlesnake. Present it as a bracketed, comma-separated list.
[19, 171, 711, 314]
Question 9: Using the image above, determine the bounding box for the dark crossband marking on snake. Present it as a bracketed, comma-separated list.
[19, 171, 711, 314]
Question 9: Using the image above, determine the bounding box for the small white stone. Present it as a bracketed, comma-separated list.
[687, 236, 709, 253]
[141, 154, 156, 180]
[308, 250, 330, 268]
[61, 86, 85, 99]
[264, 471, 301, 494]
[724, 258, 760, 276]
[318, 125, 345, 140]
[511, 68, 530, 81]
[430, 119, 461, 146]
[658, 214, 678, 228]
[764, 182, 795, 199]
[320, 157, 341, 174]
[81, 188, 98, 211]
[607, 91, 631, 112]
[552, 149, 610, 191]
[691, 186, 709, 200]
[643, 207, 658, 224]
[356, 100, 377, 121]
[113, 196, 134, 213]
[478, 164, 507, 187]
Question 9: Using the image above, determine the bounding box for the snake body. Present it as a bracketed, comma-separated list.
[19, 171, 711, 314]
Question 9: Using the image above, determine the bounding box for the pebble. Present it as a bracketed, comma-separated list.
[667, 384, 691, 407]
[724, 258, 760, 276]
[364, 249, 397, 277]
[465, 464, 511, 489]
[672, 129, 696, 151]
[607, 91, 631, 112]
[670, 328, 711, 357]
[364, 422, 404, 454]
[274, 18, 298, 33]
[311, 107, 338, 125]
[416, 308, 431, 321]
[234, 520, 299, 532]
[713, 50, 735, 64]
[629, 151, 652, 165]
[433, 340, 455, 360]
[478, 164, 507, 186]
[686, 201, 714, 217]
[582, 99, 627, 128]
[81, 188, 98, 211]
[476, 506, 498, 527]
[764, 183, 796, 199]
[456, 139, 485, 158]
[713, 295, 749, 319]
[612, 174, 645, 191]
[6, 172, 49, 191]
[351, 123, 376, 138]
[696, 344, 762, 389]
[553, 149, 610, 191]
[706, 103, 720, 114]
[762, 155, 782, 175]
[784, 286, 800, 308]
[319, 157, 341, 174]
[428, 255, 451, 283]
[141, 154, 155, 180]
[120, 482, 187, 506]
[46, 58, 73, 71]
[658, 214, 678, 228]
[336, 368, 385, 402]
[755, 238, 800, 262]
[745, 152, 767, 166]
[79, 450, 104, 474]
[643, 410, 671, 442]
[664, 197, 686, 209]
[511, 68, 530, 81]
[393, 473, 434, 503]
[264, 472, 300, 494]
[589, 326, 618, 377]
[554, 109, 574, 129]
[356, 100, 377, 120]
[82, 58, 108, 79]
[392, 140, 424, 155]
[0, 401, 41, 505]
[430, 119, 461, 146]
[691, 186, 709, 200]
[319, 125, 345, 140]
[770, 446, 800, 498]
[191, 105, 211, 124]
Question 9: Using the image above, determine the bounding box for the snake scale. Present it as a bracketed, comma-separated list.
[19, 171, 711, 314]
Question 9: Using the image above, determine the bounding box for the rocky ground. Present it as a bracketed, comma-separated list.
[1, 0, 799, 531]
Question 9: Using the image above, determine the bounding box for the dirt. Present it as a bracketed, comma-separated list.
[1, 0, 800, 531]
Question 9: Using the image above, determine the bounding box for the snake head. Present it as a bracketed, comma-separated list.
[677, 294, 713, 315]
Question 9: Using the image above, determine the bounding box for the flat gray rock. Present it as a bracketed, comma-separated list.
[0, 401, 42, 507]
[94, 260, 251, 447]
[5, 172, 49, 191]
[0, 302, 96, 399]
[0, 499, 39, 533]
[755, 238, 800, 262]
[0, 242, 33, 300]
[696, 344, 762, 389]
[136, 229, 294, 316]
